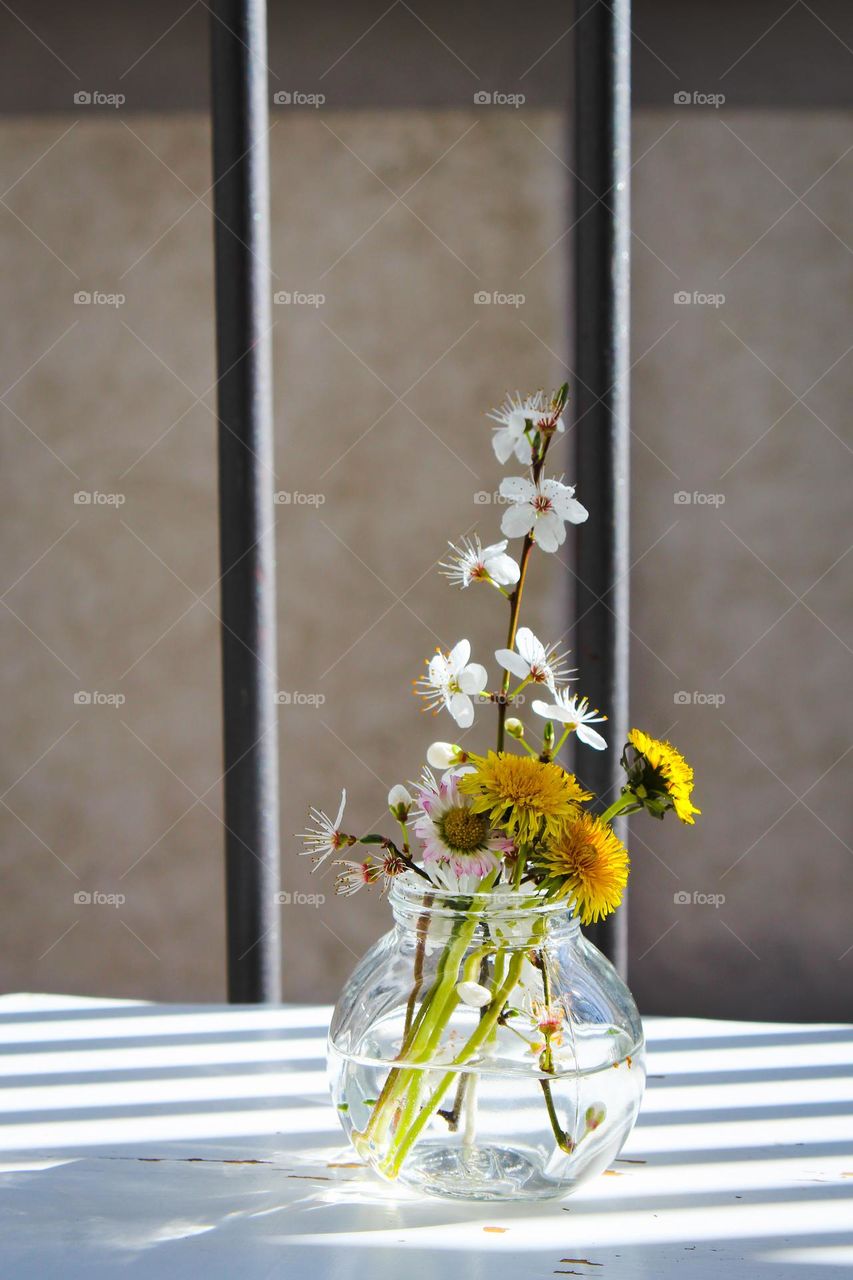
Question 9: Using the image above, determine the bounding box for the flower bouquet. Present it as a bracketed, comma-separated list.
[304, 385, 699, 1201]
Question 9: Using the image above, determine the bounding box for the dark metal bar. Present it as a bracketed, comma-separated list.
[209, 0, 281, 1002]
[572, 0, 631, 975]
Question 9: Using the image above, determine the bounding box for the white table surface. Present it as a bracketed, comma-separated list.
[0, 994, 851, 1278]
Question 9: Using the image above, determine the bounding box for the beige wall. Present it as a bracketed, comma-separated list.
[0, 108, 850, 1018]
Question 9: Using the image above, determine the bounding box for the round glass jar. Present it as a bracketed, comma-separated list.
[328, 874, 645, 1201]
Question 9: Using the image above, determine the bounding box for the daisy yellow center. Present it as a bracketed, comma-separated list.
[439, 806, 490, 853]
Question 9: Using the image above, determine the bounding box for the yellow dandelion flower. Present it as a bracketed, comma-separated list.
[458, 751, 590, 845]
[625, 728, 701, 824]
[532, 811, 629, 924]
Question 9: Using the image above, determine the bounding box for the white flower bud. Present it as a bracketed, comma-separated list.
[584, 1102, 607, 1132]
[456, 980, 493, 1008]
[427, 742, 465, 769]
[505, 717, 525, 739]
[387, 784, 413, 820]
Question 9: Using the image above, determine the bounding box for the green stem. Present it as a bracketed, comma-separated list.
[382, 948, 526, 1177]
[358, 915, 466, 1144]
[539, 1078, 575, 1153]
[402, 895, 432, 1040]
[394, 816, 411, 854]
[599, 791, 642, 826]
[535, 933, 580, 1154]
[359, 873, 498, 1145]
[495, 427, 556, 754]
[496, 535, 534, 752]
[438, 946, 494, 1131]
[391, 943, 496, 1142]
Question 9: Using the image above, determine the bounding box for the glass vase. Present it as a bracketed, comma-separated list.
[327, 873, 645, 1201]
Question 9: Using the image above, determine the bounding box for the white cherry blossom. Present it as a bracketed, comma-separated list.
[487, 391, 564, 465]
[415, 639, 488, 729]
[298, 789, 349, 870]
[495, 626, 574, 693]
[532, 689, 608, 751]
[440, 535, 520, 589]
[499, 474, 588, 552]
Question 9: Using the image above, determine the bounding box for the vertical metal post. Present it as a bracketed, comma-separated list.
[209, 0, 281, 1002]
[573, 0, 631, 975]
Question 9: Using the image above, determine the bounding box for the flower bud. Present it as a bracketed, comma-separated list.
[505, 717, 525, 740]
[426, 742, 467, 770]
[387, 784, 413, 821]
[456, 980, 493, 1008]
[542, 720, 555, 752]
[584, 1103, 606, 1132]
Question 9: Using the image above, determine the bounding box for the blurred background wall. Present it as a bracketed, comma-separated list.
[0, 1, 850, 1018]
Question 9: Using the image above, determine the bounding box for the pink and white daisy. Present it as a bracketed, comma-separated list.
[412, 770, 505, 890]
[495, 626, 575, 694]
[532, 689, 608, 751]
[414, 639, 488, 729]
[499, 475, 588, 553]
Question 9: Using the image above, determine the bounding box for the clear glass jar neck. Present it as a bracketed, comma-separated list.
[388, 873, 580, 940]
